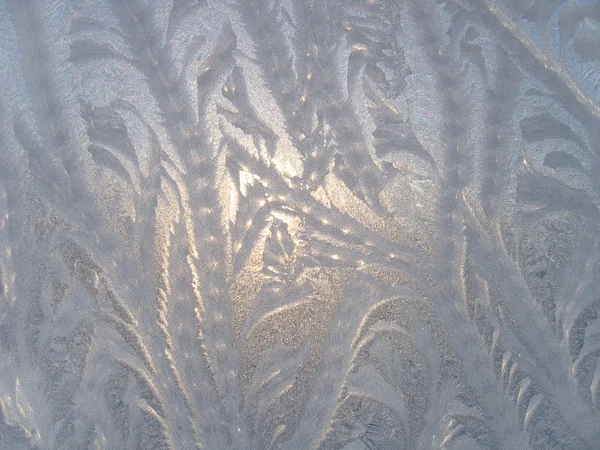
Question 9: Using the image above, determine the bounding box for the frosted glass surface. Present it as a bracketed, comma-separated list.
[0, 1, 599, 449]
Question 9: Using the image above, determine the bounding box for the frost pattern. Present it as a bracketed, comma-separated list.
[0, 0, 599, 449]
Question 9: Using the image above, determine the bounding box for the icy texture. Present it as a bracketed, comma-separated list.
[0, 0, 599, 449]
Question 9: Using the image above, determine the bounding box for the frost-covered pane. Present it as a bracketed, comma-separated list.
[0, 0, 599, 449]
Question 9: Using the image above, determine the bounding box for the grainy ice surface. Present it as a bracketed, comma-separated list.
[0, 0, 599, 449]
